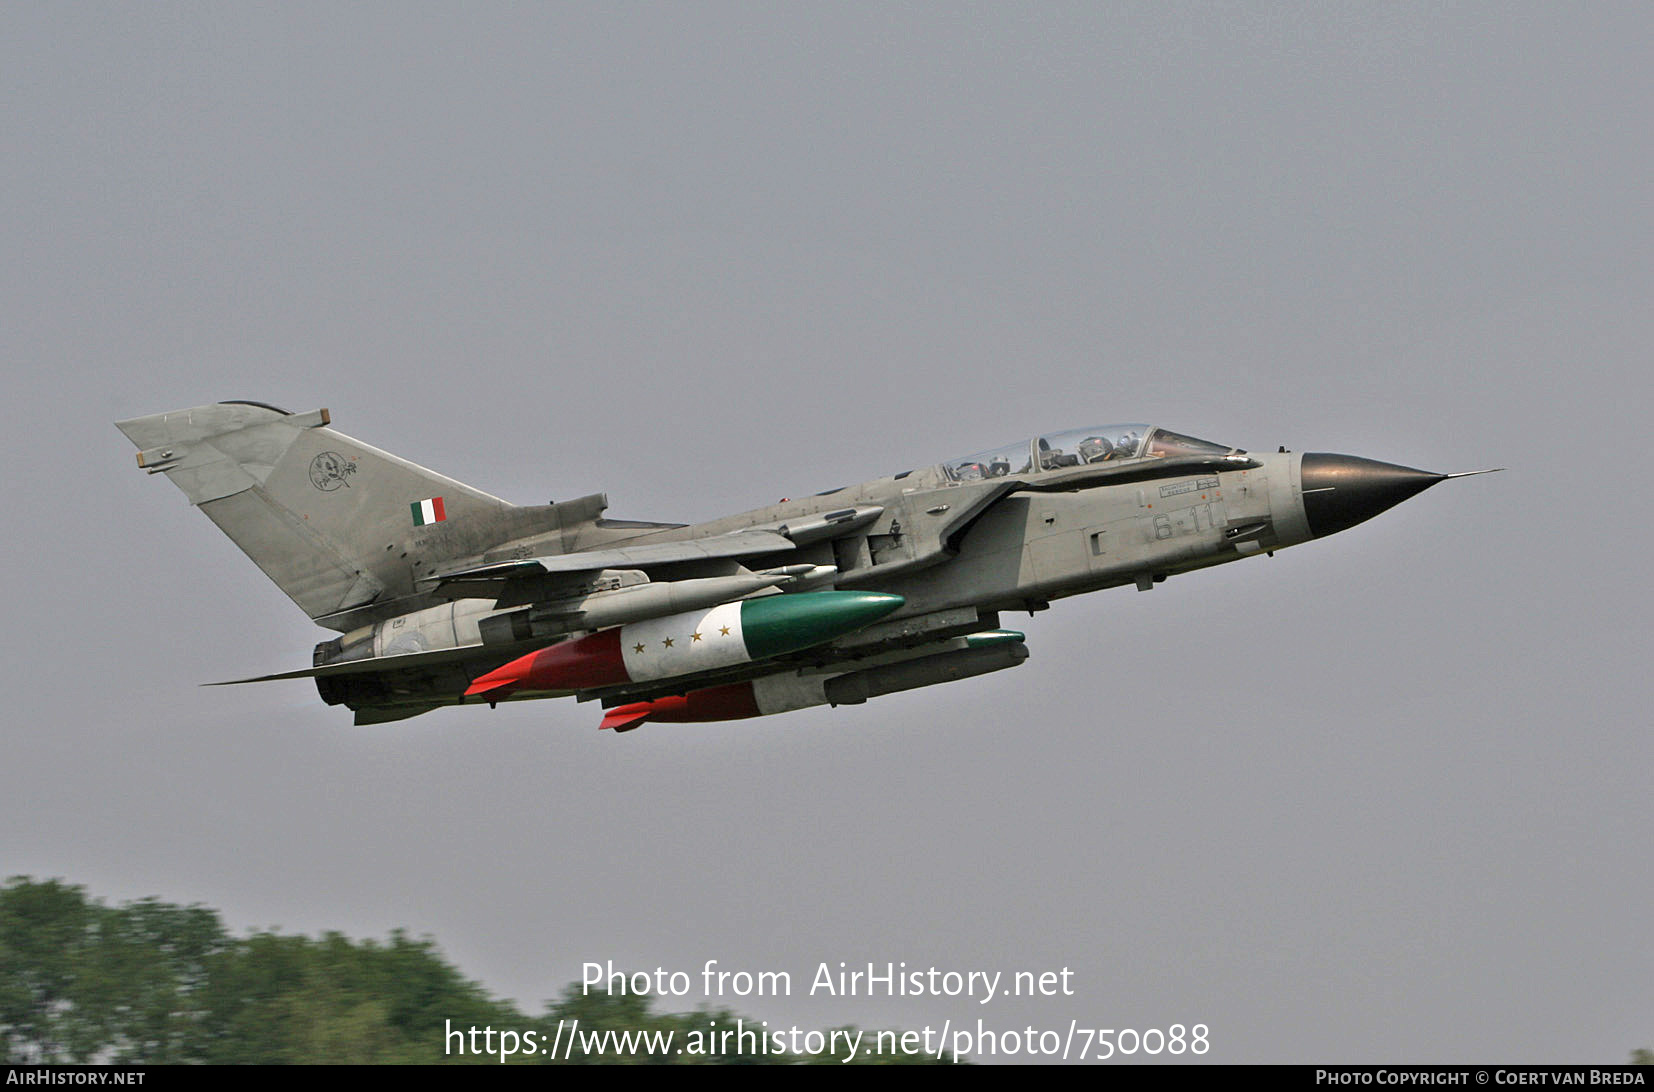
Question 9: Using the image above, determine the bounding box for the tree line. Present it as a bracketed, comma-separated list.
[0, 877, 943, 1064]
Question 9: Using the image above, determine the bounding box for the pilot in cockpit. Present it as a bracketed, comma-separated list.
[1038, 438, 1079, 470]
[1078, 436, 1112, 463]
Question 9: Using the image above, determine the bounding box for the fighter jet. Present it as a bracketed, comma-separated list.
[117, 402, 1497, 731]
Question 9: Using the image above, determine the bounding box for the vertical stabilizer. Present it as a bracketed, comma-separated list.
[117, 401, 519, 629]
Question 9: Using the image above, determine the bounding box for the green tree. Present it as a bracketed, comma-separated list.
[84, 895, 227, 1062]
[2, 878, 517, 1064]
[0, 877, 99, 1061]
[1, 877, 955, 1064]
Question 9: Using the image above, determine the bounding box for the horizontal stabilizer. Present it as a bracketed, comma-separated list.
[206, 642, 513, 685]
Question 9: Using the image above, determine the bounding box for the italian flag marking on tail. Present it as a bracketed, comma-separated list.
[411, 497, 447, 526]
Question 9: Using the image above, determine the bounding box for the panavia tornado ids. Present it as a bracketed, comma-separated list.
[118, 402, 1497, 731]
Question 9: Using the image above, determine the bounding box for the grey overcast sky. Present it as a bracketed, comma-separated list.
[4, 3, 1649, 1064]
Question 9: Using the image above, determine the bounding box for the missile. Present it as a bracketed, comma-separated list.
[513, 569, 828, 634]
[598, 631, 1030, 731]
[465, 591, 905, 698]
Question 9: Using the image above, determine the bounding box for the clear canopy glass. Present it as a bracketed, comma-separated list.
[939, 425, 1236, 482]
[1141, 428, 1233, 459]
[942, 441, 1035, 482]
[1035, 425, 1148, 470]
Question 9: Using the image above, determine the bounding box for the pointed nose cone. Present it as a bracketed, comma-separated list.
[1300, 453, 1447, 538]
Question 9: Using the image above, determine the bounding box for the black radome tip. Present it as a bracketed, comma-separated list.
[1300, 453, 1447, 538]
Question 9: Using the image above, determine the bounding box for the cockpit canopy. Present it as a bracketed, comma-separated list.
[941, 425, 1239, 483]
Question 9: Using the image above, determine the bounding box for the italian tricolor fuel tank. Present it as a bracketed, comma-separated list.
[597, 630, 1030, 732]
[465, 591, 905, 698]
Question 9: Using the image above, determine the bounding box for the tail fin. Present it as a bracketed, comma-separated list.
[117, 401, 537, 630]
